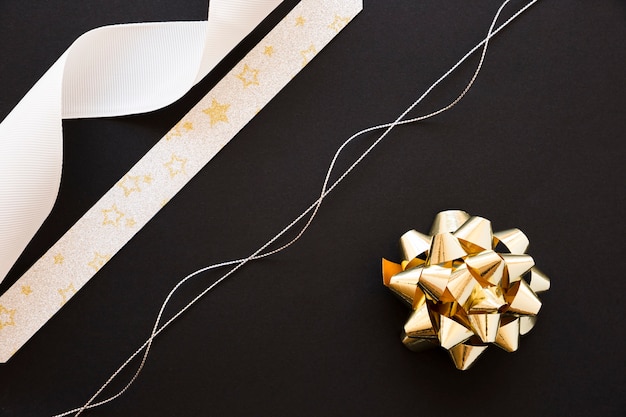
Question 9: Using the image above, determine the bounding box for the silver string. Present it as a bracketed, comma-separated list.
[55, 1, 538, 415]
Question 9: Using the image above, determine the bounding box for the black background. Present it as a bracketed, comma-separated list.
[1, 1, 625, 416]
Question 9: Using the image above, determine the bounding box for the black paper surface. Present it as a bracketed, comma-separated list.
[0, 1, 625, 416]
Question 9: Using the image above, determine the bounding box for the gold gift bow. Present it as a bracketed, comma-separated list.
[383, 210, 550, 370]
[0, 0, 364, 363]
[0, 0, 284, 284]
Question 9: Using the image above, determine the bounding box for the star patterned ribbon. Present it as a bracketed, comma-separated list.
[0, 0, 287, 284]
[383, 210, 550, 370]
[0, 0, 363, 362]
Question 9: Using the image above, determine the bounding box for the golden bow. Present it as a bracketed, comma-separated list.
[383, 210, 550, 370]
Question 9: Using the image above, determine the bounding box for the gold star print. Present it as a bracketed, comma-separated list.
[329, 14, 351, 33]
[236, 64, 260, 88]
[88, 252, 111, 272]
[160, 198, 170, 208]
[0, 305, 16, 330]
[165, 121, 194, 141]
[58, 283, 77, 306]
[21, 286, 32, 296]
[300, 44, 317, 67]
[264, 45, 274, 57]
[102, 204, 125, 227]
[202, 98, 230, 127]
[295, 16, 306, 26]
[118, 175, 142, 197]
[164, 154, 188, 178]
[118, 174, 153, 196]
[53, 253, 65, 265]
[125, 218, 137, 228]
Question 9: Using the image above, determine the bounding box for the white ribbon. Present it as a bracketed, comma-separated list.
[0, 0, 283, 283]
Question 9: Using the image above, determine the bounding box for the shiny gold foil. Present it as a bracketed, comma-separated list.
[383, 210, 550, 370]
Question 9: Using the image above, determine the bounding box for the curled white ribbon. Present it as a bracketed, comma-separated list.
[0, 0, 283, 283]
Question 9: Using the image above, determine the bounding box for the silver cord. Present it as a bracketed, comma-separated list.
[55, 1, 538, 415]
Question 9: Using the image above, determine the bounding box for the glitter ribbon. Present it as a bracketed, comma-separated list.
[0, 0, 286, 284]
[0, 0, 363, 362]
[383, 210, 550, 370]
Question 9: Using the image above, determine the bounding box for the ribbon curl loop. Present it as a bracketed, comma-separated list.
[0, 0, 284, 283]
